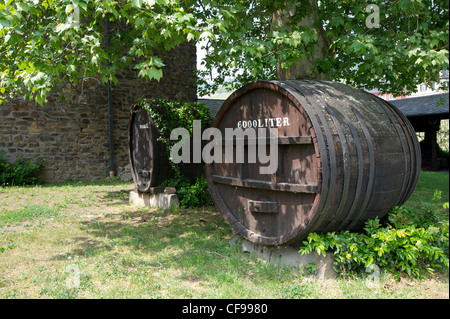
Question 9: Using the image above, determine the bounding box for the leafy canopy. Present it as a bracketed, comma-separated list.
[197, 0, 449, 96]
[0, 0, 448, 105]
[0, 0, 199, 104]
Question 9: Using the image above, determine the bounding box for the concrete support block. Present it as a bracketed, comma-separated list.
[230, 233, 336, 279]
[129, 190, 179, 209]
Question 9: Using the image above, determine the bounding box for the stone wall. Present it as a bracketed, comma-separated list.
[0, 43, 197, 183]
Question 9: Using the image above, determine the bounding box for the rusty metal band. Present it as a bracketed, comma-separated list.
[347, 107, 376, 230]
[304, 81, 361, 231]
[294, 81, 352, 231]
[376, 96, 417, 206]
[298, 81, 365, 232]
[382, 98, 421, 205]
[282, 80, 338, 233]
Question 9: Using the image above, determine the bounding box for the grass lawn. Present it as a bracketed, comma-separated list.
[0, 172, 448, 299]
[405, 170, 449, 207]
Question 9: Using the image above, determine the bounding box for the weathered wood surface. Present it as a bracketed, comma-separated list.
[206, 80, 421, 246]
[129, 106, 168, 192]
[128, 105, 203, 192]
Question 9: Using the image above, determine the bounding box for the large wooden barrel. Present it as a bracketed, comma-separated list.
[206, 80, 421, 246]
[128, 104, 203, 192]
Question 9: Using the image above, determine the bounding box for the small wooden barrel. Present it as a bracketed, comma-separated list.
[206, 80, 421, 246]
[128, 105, 171, 192]
[128, 104, 203, 192]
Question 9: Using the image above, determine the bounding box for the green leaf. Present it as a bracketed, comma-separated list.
[67, 65, 76, 74]
[72, 0, 88, 11]
[17, 2, 31, 12]
[90, 55, 98, 65]
[65, 4, 74, 15]
[186, 32, 196, 42]
[301, 32, 311, 44]
[144, 0, 156, 6]
[138, 67, 163, 81]
[0, 18, 10, 27]
[200, 30, 214, 40]
[132, 0, 144, 8]
[147, 68, 163, 81]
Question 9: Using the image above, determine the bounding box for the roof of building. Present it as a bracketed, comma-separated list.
[389, 93, 449, 118]
[199, 93, 450, 120]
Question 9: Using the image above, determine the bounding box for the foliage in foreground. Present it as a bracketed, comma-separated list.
[0, 152, 43, 186]
[300, 190, 449, 279]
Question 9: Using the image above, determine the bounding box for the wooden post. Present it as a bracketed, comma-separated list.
[431, 125, 438, 170]
[425, 119, 440, 171]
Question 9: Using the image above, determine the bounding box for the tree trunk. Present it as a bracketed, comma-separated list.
[272, 0, 330, 80]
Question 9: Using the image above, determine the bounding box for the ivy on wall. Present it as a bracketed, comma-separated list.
[136, 98, 214, 208]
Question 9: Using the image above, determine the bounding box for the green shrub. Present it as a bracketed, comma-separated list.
[178, 176, 214, 208]
[0, 152, 44, 186]
[163, 176, 213, 208]
[299, 190, 449, 279]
